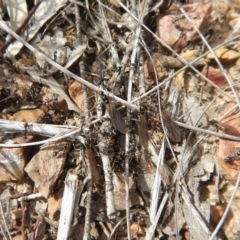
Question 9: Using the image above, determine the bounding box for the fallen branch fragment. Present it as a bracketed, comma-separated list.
[57, 170, 80, 240]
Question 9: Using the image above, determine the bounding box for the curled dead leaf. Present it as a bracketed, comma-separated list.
[207, 47, 240, 62]
[12, 108, 46, 123]
[157, 3, 212, 52]
[68, 80, 93, 111]
[201, 65, 228, 89]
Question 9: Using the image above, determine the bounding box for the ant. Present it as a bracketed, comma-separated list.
[224, 150, 240, 163]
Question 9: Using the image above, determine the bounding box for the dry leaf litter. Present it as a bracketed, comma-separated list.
[0, 0, 240, 239]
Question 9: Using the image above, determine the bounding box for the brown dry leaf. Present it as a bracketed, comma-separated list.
[180, 47, 200, 60]
[218, 102, 240, 180]
[86, 148, 101, 185]
[68, 81, 85, 111]
[14, 58, 35, 73]
[47, 187, 63, 220]
[157, 3, 212, 52]
[0, 145, 26, 181]
[211, 188, 240, 239]
[143, 56, 169, 86]
[206, 47, 240, 62]
[157, 14, 182, 51]
[143, 58, 157, 86]
[25, 140, 71, 198]
[153, 53, 184, 69]
[18, 58, 35, 66]
[201, 65, 228, 89]
[175, 70, 185, 88]
[0, 134, 35, 181]
[130, 222, 146, 237]
[39, 86, 68, 111]
[113, 173, 144, 210]
[10, 208, 23, 219]
[12, 108, 46, 123]
[10, 74, 34, 98]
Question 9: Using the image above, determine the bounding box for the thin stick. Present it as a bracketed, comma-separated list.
[124, 0, 148, 235]
[176, 121, 240, 141]
[83, 157, 93, 240]
[101, 153, 116, 218]
[0, 200, 12, 240]
[57, 170, 79, 240]
[109, 216, 127, 239]
[146, 140, 165, 239]
[75, 1, 90, 120]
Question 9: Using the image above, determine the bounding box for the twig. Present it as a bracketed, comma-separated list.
[101, 153, 116, 218]
[146, 140, 166, 239]
[98, 121, 116, 218]
[109, 216, 127, 239]
[150, 192, 169, 239]
[98, 222, 110, 238]
[86, 147, 101, 185]
[123, 0, 147, 235]
[20, 207, 27, 240]
[0, 200, 12, 240]
[57, 170, 80, 240]
[176, 121, 240, 141]
[75, 2, 90, 120]
[30, 219, 41, 240]
[17, 193, 43, 201]
[138, 52, 145, 95]
[0, 223, 9, 240]
[30, 214, 58, 228]
[0, 120, 85, 147]
[83, 155, 93, 240]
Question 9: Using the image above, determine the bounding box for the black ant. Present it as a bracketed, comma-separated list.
[224, 150, 240, 163]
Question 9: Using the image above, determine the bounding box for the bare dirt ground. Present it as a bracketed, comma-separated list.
[1, 0, 240, 239]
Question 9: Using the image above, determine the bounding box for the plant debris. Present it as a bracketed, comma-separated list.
[0, 0, 240, 239]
